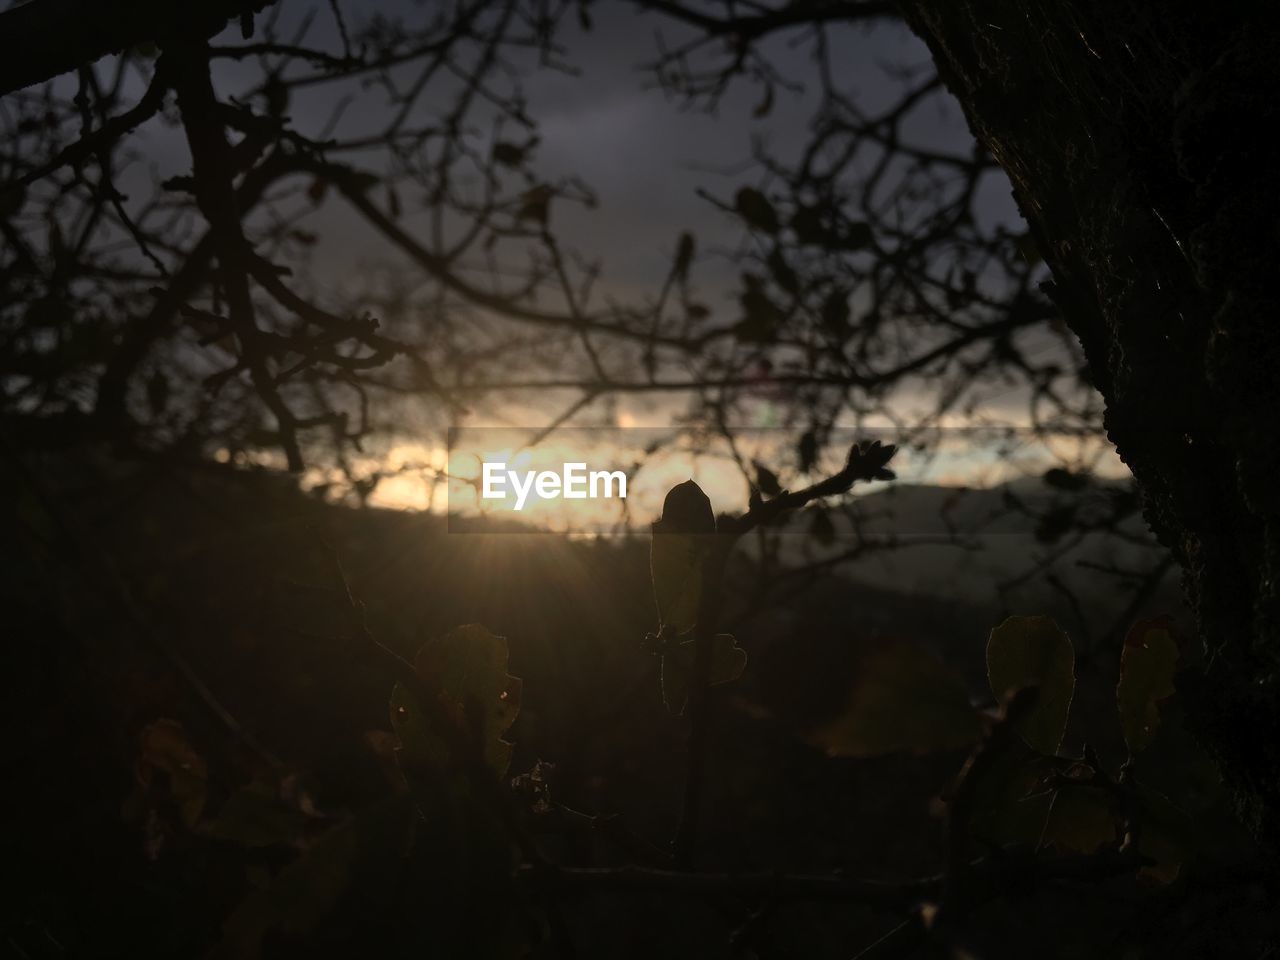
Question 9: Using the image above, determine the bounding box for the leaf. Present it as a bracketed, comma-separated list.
[1132, 783, 1191, 886]
[510, 759, 555, 814]
[661, 633, 748, 715]
[673, 230, 695, 280]
[204, 782, 309, 848]
[653, 475, 714, 533]
[736, 273, 785, 341]
[492, 141, 527, 167]
[342, 170, 382, 193]
[135, 719, 207, 828]
[1034, 504, 1076, 543]
[1116, 617, 1179, 753]
[735, 187, 779, 234]
[752, 460, 782, 497]
[649, 535, 705, 633]
[840, 221, 873, 250]
[967, 741, 1055, 848]
[389, 680, 479, 849]
[846, 439, 897, 481]
[1136, 822, 1186, 886]
[752, 80, 775, 118]
[1042, 467, 1089, 491]
[810, 643, 982, 758]
[766, 247, 797, 294]
[146, 370, 169, 415]
[517, 185, 553, 224]
[1040, 769, 1116, 855]
[791, 205, 832, 246]
[46, 217, 65, 260]
[1130, 735, 1241, 886]
[215, 795, 415, 960]
[1131, 708, 1223, 815]
[809, 507, 836, 546]
[651, 480, 715, 633]
[0, 182, 25, 220]
[987, 616, 1075, 755]
[161, 175, 196, 194]
[391, 624, 522, 782]
[821, 289, 850, 331]
[385, 630, 526, 894]
[797, 430, 819, 473]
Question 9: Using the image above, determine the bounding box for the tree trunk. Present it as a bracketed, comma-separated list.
[896, 2, 1280, 843]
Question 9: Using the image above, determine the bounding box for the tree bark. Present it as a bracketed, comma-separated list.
[897, 2, 1280, 844]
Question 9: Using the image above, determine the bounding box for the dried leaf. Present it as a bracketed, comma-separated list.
[135, 719, 208, 828]
[1040, 770, 1116, 855]
[987, 616, 1075, 755]
[752, 461, 782, 497]
[810, 643, 981, 758]
[735, 187, 779, 234]
[391, 624, 522, 782]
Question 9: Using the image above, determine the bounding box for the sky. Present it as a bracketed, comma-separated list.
[269, 2, 986, 290]
[234, 1, 1103, 513]
[42, 1, 1115, 516]
[168, 0, 1022, 336]
[105, 1, 1024, 366]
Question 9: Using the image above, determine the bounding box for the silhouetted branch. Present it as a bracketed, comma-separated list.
[170, 38, 304, 469]
[0, 0, 274, 96]
[525, 862, 936, 906]
[674, 440, 896, 867]
[18, 64, 170, 186]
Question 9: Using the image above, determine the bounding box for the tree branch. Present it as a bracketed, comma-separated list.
[0, 0, 275, 96]
[169, 38, 303, 470]
[673, 440, 897, 867]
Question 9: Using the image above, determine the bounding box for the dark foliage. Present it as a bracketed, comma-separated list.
[3, 1, 1278, 958]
